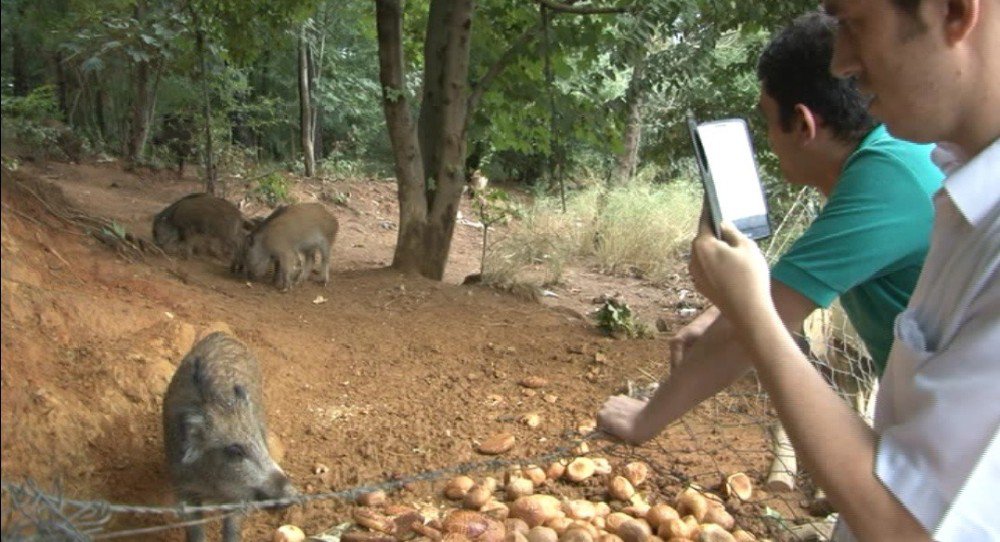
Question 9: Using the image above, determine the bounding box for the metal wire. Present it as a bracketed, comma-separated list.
[1, 430, 615, 540]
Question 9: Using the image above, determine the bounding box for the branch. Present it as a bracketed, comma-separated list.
[466, 24, 545, 118]
[533, 0, 635, 15]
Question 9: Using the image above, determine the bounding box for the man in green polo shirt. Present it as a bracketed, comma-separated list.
[596, 11, 943, 444]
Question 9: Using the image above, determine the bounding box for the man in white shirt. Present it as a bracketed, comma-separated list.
[682, 0, 999, 540]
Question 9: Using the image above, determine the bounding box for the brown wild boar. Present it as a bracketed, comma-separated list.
[163, 332, 295, 542]
[153, 193, 247, 259]
[232, 203, 338, 291]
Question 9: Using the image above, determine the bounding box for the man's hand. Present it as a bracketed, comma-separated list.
[689, 219, 774, 330]
[596, 395, 654, 445]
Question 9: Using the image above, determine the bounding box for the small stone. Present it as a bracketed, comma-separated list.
[519, 376, 548, 389]
[655, 318, 670, 332]
[478, 432, 516, 455]
[357, 490, 387, 507]
[521, 413, 542, 428]
[273, 525, 305, 542]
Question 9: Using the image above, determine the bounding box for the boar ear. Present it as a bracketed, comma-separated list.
[190, 356, 210, 400]
[179, 412, 206, 464]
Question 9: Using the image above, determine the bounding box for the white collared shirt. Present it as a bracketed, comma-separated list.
[871, 138, 1000, 541]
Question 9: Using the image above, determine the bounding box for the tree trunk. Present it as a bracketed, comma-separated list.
[375, 0, 474, 280]
[11, 4, 29, 96]
[416, 0, 450, 181]
[540, 5, 566, 211]
[299, 27, 316, 178]
[419, 0, 474, 279]
[95, 86, 108, 141]
[54, 51, 70, 121]
[612, 54, 647, 185]
[126, 56, 153, 167]
[375, 0, 427, 273]
[126, 1, 155, 169]
[195, 24, 216, 193]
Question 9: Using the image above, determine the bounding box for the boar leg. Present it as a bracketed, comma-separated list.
[317, 243, 331, 285]
[275, 252, 296, 292]
[291, 250, 309, 286]
[181, 503, 205, 542]
[221, 513, 244, 542]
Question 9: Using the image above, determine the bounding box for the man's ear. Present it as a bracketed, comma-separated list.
[792, 104, 818, 144]
[941, 0, 979, 44]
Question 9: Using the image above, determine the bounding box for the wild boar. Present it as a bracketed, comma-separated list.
[163, 332, 295, 542]
[153, 193, 247, 259]
[232, 203, 338, 291]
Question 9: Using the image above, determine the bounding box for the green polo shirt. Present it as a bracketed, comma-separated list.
[771, 125, 942, 375]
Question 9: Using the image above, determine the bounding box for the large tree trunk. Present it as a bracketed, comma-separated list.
[299, 27, 316, 178]
[375, 0, 427, 272]
[415, 0, 450, 181]
[612, 54, 646, 185]
[375, 0, 474, 280]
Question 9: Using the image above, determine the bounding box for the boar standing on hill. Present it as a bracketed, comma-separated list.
[163, 332, 295, 542]
[153, 193, 247, 259]
[232, 202, 338, 291]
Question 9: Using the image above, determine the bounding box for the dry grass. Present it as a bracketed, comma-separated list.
[483, 178, 702, 286]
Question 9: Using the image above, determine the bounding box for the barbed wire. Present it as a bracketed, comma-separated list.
[1, 430, 618, 541]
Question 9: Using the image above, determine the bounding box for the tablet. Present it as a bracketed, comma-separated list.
[688, 115, 771, 240]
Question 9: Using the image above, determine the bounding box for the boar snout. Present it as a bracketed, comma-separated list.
[255, 469, 296, 507]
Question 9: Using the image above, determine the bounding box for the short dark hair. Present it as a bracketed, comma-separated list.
[890, 0, 922, 16]
[757, 11, 876, 143]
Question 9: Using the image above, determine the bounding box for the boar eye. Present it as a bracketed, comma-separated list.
[224, 444, 247, 460]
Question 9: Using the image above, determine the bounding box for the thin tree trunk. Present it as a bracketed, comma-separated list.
[540, 5, 565, 212]
[299, 27, 316, 178]
[612, 54, 646, 185]
[11, 4, 28, 96]
[54, 51, 70, 121]
[125, 1, 158, 169]
[195, 25, 216, 192]
[126, 55, 152, 166]
[95, 86, 107, 140]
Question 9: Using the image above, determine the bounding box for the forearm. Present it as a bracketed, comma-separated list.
[739, 307, 929, 541]
[631, 317, 754, 441]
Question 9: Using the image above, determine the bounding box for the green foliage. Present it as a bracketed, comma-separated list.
[595, 297, 651, 339]
[103, 221, 128, 240]
[1, 85, 83, 160]
[252, 172, 291, 206]
[1, 85, 61, 120]
[473, 188, 519, 229]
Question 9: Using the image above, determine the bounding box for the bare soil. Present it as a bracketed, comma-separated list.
[0, 160, 816, 541]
